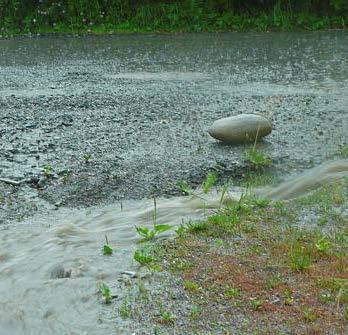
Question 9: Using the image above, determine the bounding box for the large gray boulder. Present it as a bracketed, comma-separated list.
[208, 114, 272, 144]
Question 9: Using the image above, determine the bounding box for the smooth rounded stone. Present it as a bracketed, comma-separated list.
[208, 114, 272, 143]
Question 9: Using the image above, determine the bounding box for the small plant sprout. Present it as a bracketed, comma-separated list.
[119, 296, 131, 318]
[252, 197, 271, 208]
[314, 236, 331, 253]
[250, 298, 264, 311]
[159, 306, 175, 324]
[43, 165, 53, 177]
[137, 280, 149, 302]
[183, 280, 199, 292]
[282, 288, 294, 305]
[135, 224, 172, 242]
[178, 180, 190, 195]
[245, 147, 272, 170]
[185, 220, 209, 233]
[189, 305, 202, 320]
[302, 307, 318, 322]
[102, 235, 113, 255]
[338, 144, 348, 158]
[175, 223, 187, 238]
[289, 242, 312, 272]
[202, 171, 218, 193]
[83, 152, 92, 163]
[98, 282, 112, 304]
[225, 287, 241, 299]
[135, 195, 172, 242]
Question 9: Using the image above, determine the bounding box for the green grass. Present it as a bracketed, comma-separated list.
[158, 308, 175, 324]
[1, 2, 347, 39]
[183, 280, 200, 292]
[178, 181, 190, 196]
[245, 148, 272, 171]
[289, 242, 313, 272]
[133, 249, 155, 266]
[141, 178, 348, 333]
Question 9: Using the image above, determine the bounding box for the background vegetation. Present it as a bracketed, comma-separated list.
[0, 0, 347, 36]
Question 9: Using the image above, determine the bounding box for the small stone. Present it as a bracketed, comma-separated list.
[37, 177, 47, 188]
[120, 271, 137, 278]
[54, 201, 62, 209]
[50, 265, 71, 279]
[208, 114, 272, 144]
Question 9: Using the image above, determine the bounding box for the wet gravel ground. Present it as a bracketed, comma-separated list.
[0, 32, 347, 222]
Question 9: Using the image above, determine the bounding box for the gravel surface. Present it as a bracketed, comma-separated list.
[0, 32, 347, 222]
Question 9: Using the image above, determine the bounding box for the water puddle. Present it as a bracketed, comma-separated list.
[109, 71, 210, 81]
[214, 79, 348, 97]
[1, 160, 347, 334]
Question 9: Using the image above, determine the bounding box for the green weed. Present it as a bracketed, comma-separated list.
[102, 235, 113, 255]
[289, 242, 312, 272]
[102, 244, 113, 255]
[136, 224, 172, 242]
[189, 305, 202, 320]
[43, 165, 53, 177]
[314, 236, 332, 253]
[250, 298, 264, 311]
[98, 282, 112, 304]
[119, 297, 131, 318]
[202, 172, 217, 193]
[134, 249, 155, 266]
[178, 181, 190, 195]
[137, 280, 149, 302]
[245, 148, 272, 170]
[175, 224, 187, 238]
[338, 145, 348, 158]
[266, 273, 285, 289]
[159, 309, 175, 324]
[282, 288, 294, 305]
[185, 220, 209, 234]
[83, 152, 92, 163]
[225, 287, 241, 299]
[184, 280, 200, 292]
[302, 307, 318, 322]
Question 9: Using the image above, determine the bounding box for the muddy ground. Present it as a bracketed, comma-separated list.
[0, 32, 347, 223]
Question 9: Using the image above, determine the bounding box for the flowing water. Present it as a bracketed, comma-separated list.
[0, 160, 347, 335]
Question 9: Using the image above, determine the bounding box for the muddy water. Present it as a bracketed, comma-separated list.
[1, 160, 347, 335]
[0, 191, 235, 335]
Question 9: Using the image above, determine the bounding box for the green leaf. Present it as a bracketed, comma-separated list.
[154, 224, 172, 234]
[136, 226, 151, 238]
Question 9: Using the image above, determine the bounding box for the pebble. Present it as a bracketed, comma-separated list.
[120, 271, 138, 278]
